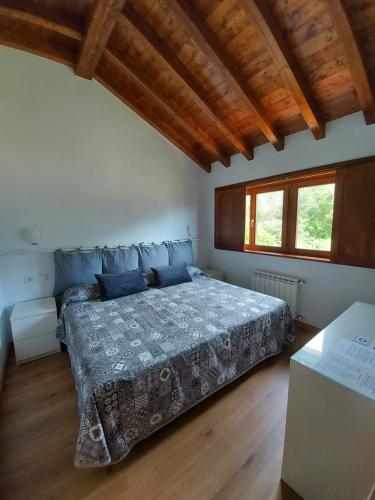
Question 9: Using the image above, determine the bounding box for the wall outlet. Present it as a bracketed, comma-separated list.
[24, 273, 49, 284]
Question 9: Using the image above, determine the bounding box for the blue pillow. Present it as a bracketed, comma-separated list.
[53, 249, 102, 296]
[95, 268, 147, 301]
[151, 264, 192, 288]
[102, 246, 139, 273]
[165, 240, 193, 266]
[137, 244, 169, 273]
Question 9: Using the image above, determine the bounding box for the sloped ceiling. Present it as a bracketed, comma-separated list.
[0, 0, 375, 171]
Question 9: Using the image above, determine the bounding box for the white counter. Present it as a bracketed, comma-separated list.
[282, 302, 375, 500]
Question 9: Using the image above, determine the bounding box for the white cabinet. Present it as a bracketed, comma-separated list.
[202, 268, 224, 281]
[282, 302, 375, 500]
[11, 297, 60, 365]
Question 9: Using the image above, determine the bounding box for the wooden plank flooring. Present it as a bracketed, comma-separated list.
[0, 325, 315, 500]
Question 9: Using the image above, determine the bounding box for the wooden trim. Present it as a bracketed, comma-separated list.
[243, 248, 331, 263]
[214, 155, 375, 193]
[169, 0, 284, 151]
[121, 5, 253, 160]
[0, 6, 83, 41]
[76, 0, 127, 79]
[324, 0, 375, 124]
[105, 50, 230, 167]
[245, 0, 325, 140]
[95, 70, 211, 172]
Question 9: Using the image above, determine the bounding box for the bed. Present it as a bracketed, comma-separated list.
[57, 274, 293, 467]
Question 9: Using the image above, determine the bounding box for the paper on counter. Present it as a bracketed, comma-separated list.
[316, 338, 375, 401]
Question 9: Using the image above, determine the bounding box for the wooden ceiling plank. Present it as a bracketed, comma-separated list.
[324, 0, 375, 124]
[105, 49, 230, 166]
[169, 0, 284, 151]
[96, 75, 211, 172]
[121, 4, 253, 160]
[0, 6, 83, 41]
[76, 0, 127, 80]
[244, 0, 325, 140]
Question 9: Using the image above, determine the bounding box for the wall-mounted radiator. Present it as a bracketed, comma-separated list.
[252, 270, 304, 319]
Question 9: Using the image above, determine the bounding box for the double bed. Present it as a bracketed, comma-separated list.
[57, 272, 293, 467]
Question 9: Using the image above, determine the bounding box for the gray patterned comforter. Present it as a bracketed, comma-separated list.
[57, 276, 293, 467]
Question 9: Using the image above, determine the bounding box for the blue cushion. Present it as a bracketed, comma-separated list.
[95, 268, 147, 300]
[151, 264, 192, 288]
[53, 249, 102, 296]
[137, 244, 169, 273]
[165, 240, 193, 266]
[102, 246, 139, 274]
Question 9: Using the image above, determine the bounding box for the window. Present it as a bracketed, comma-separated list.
[244, 173, 336, 259]
[293, 179, 335, 253]
[215, 156, 375, 269]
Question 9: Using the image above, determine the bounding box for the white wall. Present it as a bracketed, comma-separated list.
[0, 46, 206, 367]
[205, 112, 375, 328]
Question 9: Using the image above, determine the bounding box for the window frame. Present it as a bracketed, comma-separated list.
[244, 171, 336, 260]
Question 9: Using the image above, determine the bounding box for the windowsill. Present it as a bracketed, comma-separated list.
[243, 248, 332, 263]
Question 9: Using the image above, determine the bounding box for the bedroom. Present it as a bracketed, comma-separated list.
[0, 0, 375, 499]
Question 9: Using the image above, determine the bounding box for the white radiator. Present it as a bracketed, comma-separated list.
[252, 270, 304, 319]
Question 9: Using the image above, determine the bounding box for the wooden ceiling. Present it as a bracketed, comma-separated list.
[1, 0, 375, 172]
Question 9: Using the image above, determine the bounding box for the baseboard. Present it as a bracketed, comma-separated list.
[294, 319, 319, 334]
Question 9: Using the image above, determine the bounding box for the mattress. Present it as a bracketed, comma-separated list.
[57, 275, 293, 467]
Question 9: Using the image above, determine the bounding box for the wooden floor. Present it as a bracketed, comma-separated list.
[0, 325, 315, 500]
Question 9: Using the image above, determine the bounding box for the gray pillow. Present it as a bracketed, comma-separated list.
[53, 248, 102, 296]
[151, 264, 192, 288]
[165, 240, 193, 266]
[96, 268, 147, 301]
[102, 246, 139, 274]
[137, 244, 169, 273]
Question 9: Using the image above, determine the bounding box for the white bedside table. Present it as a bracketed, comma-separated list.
[11, 297, 60, 365]
[202, 268, 224, 281]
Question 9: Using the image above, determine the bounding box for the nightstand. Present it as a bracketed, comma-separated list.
[202, 268, 224, 281]
[11, 297, 60, 365]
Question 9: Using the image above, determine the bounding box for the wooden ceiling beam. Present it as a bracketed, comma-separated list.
[97, 57, 211, 172]
[324, 0, 375, 124]
[0, 36, 74, 67]
[76, 0, 127, 79]
[169, 0, 284, 151]
[105, 50, 230, 167]
[244, 0, 325, 140]
[121, 4, 253, 160]
[0, 6, 83, 41]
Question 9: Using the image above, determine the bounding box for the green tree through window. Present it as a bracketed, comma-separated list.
[296, 183, 335, 251]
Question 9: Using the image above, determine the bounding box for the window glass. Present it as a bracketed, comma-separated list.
[295, 183, 335, 251]
[255, 190, 284, 247]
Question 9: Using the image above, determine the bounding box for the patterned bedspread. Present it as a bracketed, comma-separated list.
[57, 276, 293, 467]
